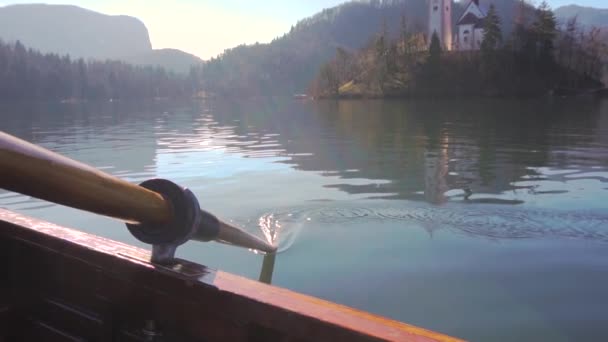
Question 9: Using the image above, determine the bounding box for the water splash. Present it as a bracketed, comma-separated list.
[256, 212, 305, 253]
[248, 202, 608, 251]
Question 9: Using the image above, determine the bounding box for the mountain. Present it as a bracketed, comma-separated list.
[555, 5, 608, 27]
[0, 4, 150, 59]
[202, 0, 526, 96]
[0, 4, 201, 73]
[123, 49, 203, 74]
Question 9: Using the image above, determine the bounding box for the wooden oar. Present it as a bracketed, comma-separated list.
[0, 131, 276, 255]
[259, 252, 277, 284]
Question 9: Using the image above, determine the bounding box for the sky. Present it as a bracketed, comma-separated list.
[0, 0, 606, 60]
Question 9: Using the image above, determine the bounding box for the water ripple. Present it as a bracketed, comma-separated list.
[250, 204, 608, 250]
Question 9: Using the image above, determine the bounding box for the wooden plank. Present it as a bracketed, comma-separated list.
[0, 306, 9, 342]
[0, 208, 464, 342]
[24, 320, 84, 342]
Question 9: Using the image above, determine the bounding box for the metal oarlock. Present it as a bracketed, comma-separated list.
[126, 179, 202, 263]
[126, 178, 276, 264]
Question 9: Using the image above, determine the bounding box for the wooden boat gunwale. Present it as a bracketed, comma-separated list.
[0, 208, 462, 341]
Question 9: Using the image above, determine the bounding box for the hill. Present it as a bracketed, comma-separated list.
[0, 4, 201, 73]
[555, 5, 608, 27]
[123, 49, 203, 75]
[202, 0, 526, 96]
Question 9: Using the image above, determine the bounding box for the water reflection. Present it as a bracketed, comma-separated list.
[2, 97, 608, 211]
[424, 134, 449, 204]
[0, 101, 160, 179]
[204, 98, 608, 207]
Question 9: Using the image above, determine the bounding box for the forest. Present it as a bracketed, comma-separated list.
[0, 0, 606, 101]
[0, 39, 196, 101]
[312, 1, 608, 98]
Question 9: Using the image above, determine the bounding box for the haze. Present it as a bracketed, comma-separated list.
[0, 0, 606, 59]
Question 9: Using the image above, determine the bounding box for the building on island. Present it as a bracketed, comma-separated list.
[454, 0, 488, 51]
[428, 0, 488, 51]
[428, 0, 453, 51]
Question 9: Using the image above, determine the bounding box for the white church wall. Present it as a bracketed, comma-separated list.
[474, 28, 485, 49]
[457, 24, 475, 51]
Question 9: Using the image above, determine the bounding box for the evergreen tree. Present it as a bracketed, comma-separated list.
[0, 40, 194, 101]
[481, 5, 502, 54]
[480, 4, 503, 84]
[387, 43, 398, 75]
[424, 31, 443, 90]
[76, 58, 87, 99]
[559, 16, 578, 71]
[400, 14, 409, 53]
[375, 19, 387, 60]
[375, 19, 389, 92]
[428, 31, 442, 66]
[533, 1, 557, 64]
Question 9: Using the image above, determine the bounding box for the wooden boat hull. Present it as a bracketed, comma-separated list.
[0, 208, 462, 342]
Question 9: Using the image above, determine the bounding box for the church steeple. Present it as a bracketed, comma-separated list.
[428, 0, 453, 50]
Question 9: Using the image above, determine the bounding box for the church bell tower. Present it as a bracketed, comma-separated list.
[428, 0, 452, 51]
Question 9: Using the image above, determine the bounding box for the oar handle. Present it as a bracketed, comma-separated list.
[0, 131, 276, 259]
[0, 131, 171, 225]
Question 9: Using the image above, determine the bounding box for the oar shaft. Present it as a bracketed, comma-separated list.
[259, 253, 277, 284]
[0, 131, 277, 255]
[0, 131, 171, 224]
[208, 220, 278, 253]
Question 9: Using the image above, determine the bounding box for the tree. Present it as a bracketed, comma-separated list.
[560, 16, 579, 70]
[428, 31, 442, 66]
[0, 40, 193, 101]
[510, 0, 538, 70]
[400, 14, 409, 54]
[320, 62, 339, 95]
[481, 4, 503, 84]
[76, 58, 87, 99]
[481, 5, 502, 54]
[12, 40, 28, 99]
[374, 18, 389, 92]
[582, 26, 605, 78]
[424, 31, 443, 89]
[387, 43, 398, 74]
[375, 19, 387, 60]
[335, 47, 350, 83]
[533, 1, 557, 65]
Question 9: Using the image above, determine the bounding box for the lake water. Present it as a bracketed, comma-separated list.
[2, 98, 608, 341]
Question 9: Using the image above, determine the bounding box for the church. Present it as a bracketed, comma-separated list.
[428, 0, 488, 51]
